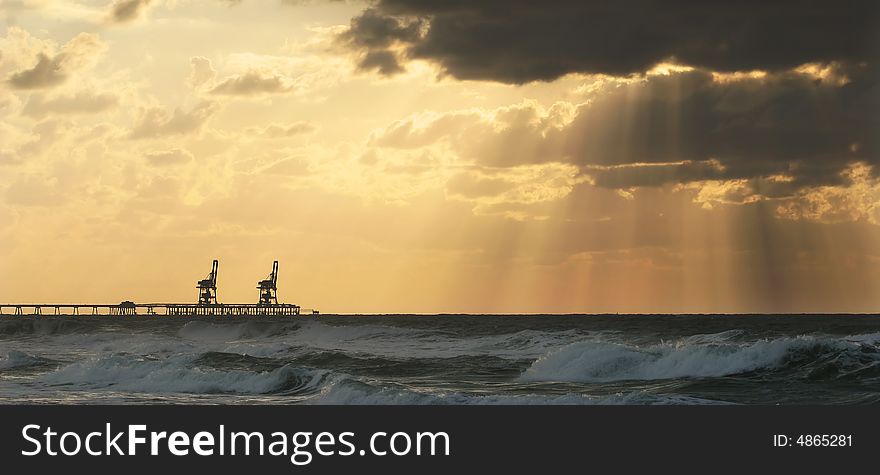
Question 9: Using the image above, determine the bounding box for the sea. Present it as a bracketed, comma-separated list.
[0, 314, 878, 404]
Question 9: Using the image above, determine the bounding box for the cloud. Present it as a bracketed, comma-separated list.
[106, 0, 153, 24]
[7, 32, 106, 90]
[362, 62, 879, 223]
[339, 7, 422, 49]
[371, 101, 576, 157]
[0, 149, 23, 166]
[8, 53, 67, 89]
[129, 101, 220, 139]
[4, 175, 65, 207]
[371, 65, 878, 197]
[336, 7, 422, 74]
[338, 0, 878, 83]
[144, 148, 194, 166]
[586, 160, 727, 189]
[207, 50, 353, 99]
[774, 164, 880, 224]
[21, 90, 118, 119]
[261, 157, 310, 176]
[446, 173, 517, 199]
[0, 27, 54, 77]
[571, 66, 878, 191]
[445, 163, 585, 219]
[248, 121, 316, 138]
[208, 70, 293, 95]
[187, 56, 217, 88]
[358, 49, 405, 75]
[669, 162, 880, 223]
[676, 179, 763, 209]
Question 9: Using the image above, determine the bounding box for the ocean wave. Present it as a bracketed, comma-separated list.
[40, 355, 330, 395]
[28, 348, 727, 404]
[520, 333, 880, 383]
[0, 350, 56, 371]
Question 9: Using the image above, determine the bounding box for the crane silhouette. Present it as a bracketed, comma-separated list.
[257, 260, 279, 305]
[197, 259, 218, 305]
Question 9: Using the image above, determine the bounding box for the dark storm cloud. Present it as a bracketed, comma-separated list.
[359, 49, 405, 74]
[337, 7, 422, 74]
[340, 7, 422, 49]
[340, 0, 878, 83]
[588, 161, 728, 189]
[569, 65, 879, 189]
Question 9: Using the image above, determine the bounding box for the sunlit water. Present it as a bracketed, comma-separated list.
[1, 314, 879, 404]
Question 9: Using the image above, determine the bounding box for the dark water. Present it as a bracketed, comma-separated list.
[0, 314, 879, 404]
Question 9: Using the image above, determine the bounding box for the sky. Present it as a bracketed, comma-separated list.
[0, 0, 878, 313]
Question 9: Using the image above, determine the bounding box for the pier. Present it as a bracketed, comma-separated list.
[0, 303, 311, 316]
[0, 259, 319, 317]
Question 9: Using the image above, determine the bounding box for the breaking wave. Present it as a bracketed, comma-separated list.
[0, 350, 56, 371]
[521, 333, 880, 383]
[40, 354, 330, 395]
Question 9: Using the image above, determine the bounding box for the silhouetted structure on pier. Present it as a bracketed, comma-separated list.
[258, 261, 279, 305]
[198, 259, 219, 305]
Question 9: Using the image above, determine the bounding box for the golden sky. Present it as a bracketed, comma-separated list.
[1, 0, 878, 313]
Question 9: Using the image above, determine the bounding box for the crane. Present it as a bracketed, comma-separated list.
[257, 260, 279, 305]
[197, 259, 218, 305]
